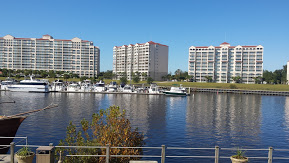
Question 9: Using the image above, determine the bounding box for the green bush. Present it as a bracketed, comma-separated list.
[229, 84, 238, 89]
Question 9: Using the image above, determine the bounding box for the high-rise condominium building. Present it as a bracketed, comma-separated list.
[113, 41, 168, 81]
[188, 42, 263, 84]
[0, 34, 100, 77]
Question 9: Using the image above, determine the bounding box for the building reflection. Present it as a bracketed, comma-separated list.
[105, 94, 167, 137]
[186, 92, 262, 147]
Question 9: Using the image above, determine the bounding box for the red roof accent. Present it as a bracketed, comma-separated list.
[147, 41, 168, 47]
[195, 46, 208, 48]
[189, 61, 195, 62]
[43, 34, 50, 36]
[221, 42, 230, 45]
[256, 61, 263, 63]
[15, 38, 32, 40]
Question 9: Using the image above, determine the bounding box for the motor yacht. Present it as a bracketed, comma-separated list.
[49, 79, 65, 92]
[163, 84, 188, 96]
[0, 78, 16, 91]
[148, 83, 162, 94]
[107, 81, 118, 92]
[81, 79, 93, 92]
[7, 75, 49, 93]
[122, 85, 134, 93]
[93, 81, 106, 92]
[66, 83, 81, 92]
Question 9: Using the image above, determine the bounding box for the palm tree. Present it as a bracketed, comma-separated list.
[232, 76, 241, 83]
[204, 76, 213, 83]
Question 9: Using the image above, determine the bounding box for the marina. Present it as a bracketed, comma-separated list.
[1, 91, 289, 162]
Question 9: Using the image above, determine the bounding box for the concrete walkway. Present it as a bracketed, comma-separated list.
[0, 154, 17, 163]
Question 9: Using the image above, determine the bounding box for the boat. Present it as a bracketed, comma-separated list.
[93, 81, 106, 92]
[0, 78, 16, 91]
[80, 79, 93, 92]
[0, 116, 27, 154]
[163, 84, 188, 96]
[122, 85, 134, 93]
[49, 79, 65, 92]
[148, 83, 162, 94]
[0, 104, 58, 154]
[7, 75, 49, 93]
[107, 82, 118, 92]
[66, 83, 81, 92]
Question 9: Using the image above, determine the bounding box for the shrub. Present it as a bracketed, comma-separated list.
[229, 84, 238, 89]
[57, 106, 145, 163]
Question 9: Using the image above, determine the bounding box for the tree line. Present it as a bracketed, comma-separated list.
[1, 65, 288, 84]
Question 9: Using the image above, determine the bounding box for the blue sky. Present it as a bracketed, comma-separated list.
[1, 0, 288, 73]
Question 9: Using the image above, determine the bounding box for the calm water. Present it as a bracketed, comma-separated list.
[1, 91, 289, 162]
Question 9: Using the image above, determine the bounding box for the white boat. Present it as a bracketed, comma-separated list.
[67, 83, 81, 92]
[122, 85, 134, 93]
[107, 82, 118, 92]
[50, 79, 65, 92]
[163, 84, 188, 96]
[148, 83, 162, 94]
[93, 81, 106, 92]
[7, 76, 49, 93]
[80, 79, 93, 92]
[0, 78, 16, 91]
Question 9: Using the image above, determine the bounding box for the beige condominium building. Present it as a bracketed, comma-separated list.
[113, 41, 168, 81]
[188, 42, 263, 84]
[0, 34, 100, 77]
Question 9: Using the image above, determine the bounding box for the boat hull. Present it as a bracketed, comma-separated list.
[0, 116, 26, 154]
[163, 91, 187, 96]
[8, 85, 49, 93]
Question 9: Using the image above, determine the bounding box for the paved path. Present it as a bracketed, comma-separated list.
[0, 154, 17, 163]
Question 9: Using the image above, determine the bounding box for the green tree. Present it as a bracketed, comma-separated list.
[141, 72, 147, 81]
[147, 77, 154, 84]
[49, 70, 56, 79]
[57, 106, 144, 163]
[132, 71, 140, 83]
[204, 76, 213, 83]
[63, 73, 70, 82]
[80, 76, 88, 82]
[120, 76, 128, 84]
[103, 70, 113, 79]
[232, 76, 241, 83]
[15, 74, 21, 79]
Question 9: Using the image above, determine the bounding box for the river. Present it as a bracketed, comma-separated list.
[1, 91, 289, 162]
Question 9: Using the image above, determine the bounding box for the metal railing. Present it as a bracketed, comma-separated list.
[7, 143, 289, 163]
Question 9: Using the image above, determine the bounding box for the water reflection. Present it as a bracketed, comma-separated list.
[186, 93, 262, 147]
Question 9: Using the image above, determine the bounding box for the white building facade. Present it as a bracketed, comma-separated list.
[113, 41, 168, 81]
[0, 34, 100, 77]
[188, 42, 263, 84]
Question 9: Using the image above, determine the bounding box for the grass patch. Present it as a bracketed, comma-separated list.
[155, 81, 289, 92]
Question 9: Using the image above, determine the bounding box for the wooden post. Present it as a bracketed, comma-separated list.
[161, 145, 166, 163]
[268, 147, 273, 163]
[106, 144, 110, 163]
[10, 142, 14, 163]
[215, 146, 219, 163]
